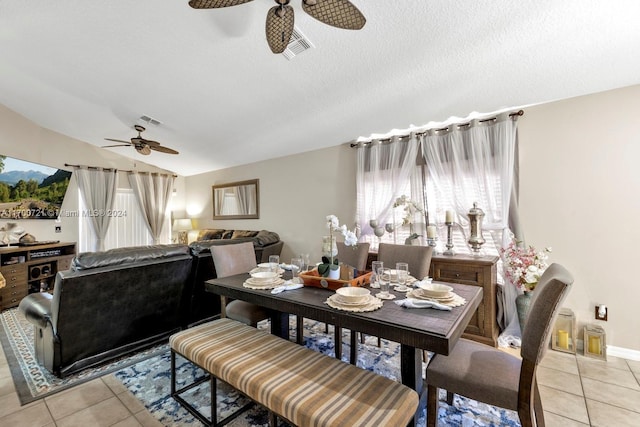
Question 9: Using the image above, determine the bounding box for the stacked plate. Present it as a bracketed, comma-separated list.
[326, 287, 383, 312]
[254, 263, 285, 275]
[407, 283, 466, 307]
[244, 271, 285, 289]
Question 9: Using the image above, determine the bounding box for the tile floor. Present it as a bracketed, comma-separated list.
[1, 343, 639, 426]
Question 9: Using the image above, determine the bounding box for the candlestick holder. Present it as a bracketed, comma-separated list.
[443, 222, 455, 255]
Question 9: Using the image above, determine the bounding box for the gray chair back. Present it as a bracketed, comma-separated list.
[377, 243, 433, 280]
[521, 263, 574, 365]
[210, 242, 258, 278]
[336, 242, 370, 271]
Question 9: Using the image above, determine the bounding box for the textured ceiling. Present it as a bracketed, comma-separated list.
[1, 1, 639, 176]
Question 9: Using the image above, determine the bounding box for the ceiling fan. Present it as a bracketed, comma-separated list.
[103, 125, 179, 155]
[188, 0, 366, 54]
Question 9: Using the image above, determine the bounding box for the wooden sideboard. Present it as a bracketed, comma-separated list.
[429, 254, 499, 347]
[366, 251, 499, 347]
[0, 242, 77, 311]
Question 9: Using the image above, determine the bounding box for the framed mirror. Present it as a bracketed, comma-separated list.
[212, 179, 260, 220]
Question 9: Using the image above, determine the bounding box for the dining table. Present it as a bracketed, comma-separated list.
[205, 274, 482, 426]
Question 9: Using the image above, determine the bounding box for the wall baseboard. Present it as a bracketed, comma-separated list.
[577, 340, 640, 361]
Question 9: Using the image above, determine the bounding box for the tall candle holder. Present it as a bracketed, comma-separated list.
[443, 221, 455, 255]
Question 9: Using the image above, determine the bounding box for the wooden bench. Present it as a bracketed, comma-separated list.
[170, 318, 419, 426]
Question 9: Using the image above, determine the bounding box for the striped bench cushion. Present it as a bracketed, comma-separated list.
[170, 318, 418, 427]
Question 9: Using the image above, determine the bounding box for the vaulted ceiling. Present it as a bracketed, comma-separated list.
[1, 1, 639, 176]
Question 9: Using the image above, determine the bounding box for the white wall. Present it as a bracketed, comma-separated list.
[0, 104, 175, 245]
[182, 144, 357, 263]
[184, 85, 640, 352]
[519, 84, 640, 353]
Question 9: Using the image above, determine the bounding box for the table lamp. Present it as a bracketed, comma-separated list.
[173, 218, 193, 244]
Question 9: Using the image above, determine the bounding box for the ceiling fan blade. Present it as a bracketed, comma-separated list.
[265, 5, 294, 54]
[150, 145, 180, 155]
[101, 144, 131, 148]
[104, 138, 132, 144]
[188, 0, 254, 9]
[302, 0, 366, 30]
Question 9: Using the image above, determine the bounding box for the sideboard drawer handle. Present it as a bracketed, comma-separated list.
[455, 273, 460, 278]
[11, 277, 16, 281]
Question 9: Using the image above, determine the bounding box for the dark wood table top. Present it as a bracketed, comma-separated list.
[205, 276, 482, 356]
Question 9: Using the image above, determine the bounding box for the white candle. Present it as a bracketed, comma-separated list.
[427, 225, 436, 238]
[445, 210, 454, 223]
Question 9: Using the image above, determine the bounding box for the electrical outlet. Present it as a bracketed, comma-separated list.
[595, 305, 608, 321]
[55, 225, 62, 233]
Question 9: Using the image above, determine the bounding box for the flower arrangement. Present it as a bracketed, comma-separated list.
[393, 195, 423, 242]
[501, 237, 552, 292]
[318, 215, 358, 277]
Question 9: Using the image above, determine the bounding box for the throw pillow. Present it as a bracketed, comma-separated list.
[231, 230, 259, 239]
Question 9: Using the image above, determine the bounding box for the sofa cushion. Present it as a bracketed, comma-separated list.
[231, 230, 259, 239]
[221, 230, 234, 239]
[71, 244, 190, 271]
[197, 229, 226, 240]
[254, 230, 280, 247]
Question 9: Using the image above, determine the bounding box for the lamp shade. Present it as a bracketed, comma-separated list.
[173, 218, 193, 231]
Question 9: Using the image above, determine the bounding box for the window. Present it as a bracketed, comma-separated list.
[78, 188, 171, 252]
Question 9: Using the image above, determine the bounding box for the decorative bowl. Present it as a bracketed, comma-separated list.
[416, 282, 453, 298]
[335, 286, 371, 304]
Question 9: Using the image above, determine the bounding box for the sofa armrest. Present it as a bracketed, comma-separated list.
[19, 292, 54, 330]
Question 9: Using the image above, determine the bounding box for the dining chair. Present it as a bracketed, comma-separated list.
[356, 243, 433, 352]
[296, 242, 371, 349]
[210, 242, 270, 327]
[425, 263, 574, 427]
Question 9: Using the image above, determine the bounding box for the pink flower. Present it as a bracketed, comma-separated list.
[500, 238, 551, 292]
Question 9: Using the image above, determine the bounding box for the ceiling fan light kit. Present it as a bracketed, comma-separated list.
[188, 0, 365, 53]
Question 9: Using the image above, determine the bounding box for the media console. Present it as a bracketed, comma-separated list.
[0, 242, 77, 311]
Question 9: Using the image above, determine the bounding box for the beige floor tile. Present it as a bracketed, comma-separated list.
[539, 384, 590, 424]
[541, 350, 580, 375]
[45, 377, 116, 420]
[55, 396, 132, 427]
[112, 415, 143, 427]
[627, 359, 640, 373]
[578, 359, 640, 390]
[0, 363, 10, 379]
[543, 411, 589, 427]
[0, 400, 54, 427]
[117, 389, 147, 413]
[587, 399, 640, 427]
[0, 390, 23, 418]
[134, 409, 165, 427]
[578, 354, 631, 372]
[0, 374, 16, 397]
[537, 365, 583, 395]
[102, 373, 130, 394]
[582, 377, 640, 412]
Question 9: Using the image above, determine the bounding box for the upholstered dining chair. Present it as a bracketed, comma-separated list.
[425, 263, 574, 427]
[210, 242, 270, 327]
[356, 243, 434, 352]
[296, 242, 371, 348]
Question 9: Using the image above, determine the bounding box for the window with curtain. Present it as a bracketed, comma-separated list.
[78, 188, 171, 252]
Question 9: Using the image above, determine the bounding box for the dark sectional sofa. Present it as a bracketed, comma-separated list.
[18, 229, 283, 378]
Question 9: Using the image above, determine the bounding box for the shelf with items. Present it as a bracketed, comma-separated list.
[0, 242, 76, 310]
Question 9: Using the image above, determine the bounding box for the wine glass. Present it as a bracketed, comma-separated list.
[396, 262, 409, 291]
[379, 268, 391, 298]
[269, 255, 280, 276]
[371, 261, 384, 288]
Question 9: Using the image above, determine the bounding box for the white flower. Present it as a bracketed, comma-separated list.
[326, 215, 339, 229]
[343, 230, 358, 246]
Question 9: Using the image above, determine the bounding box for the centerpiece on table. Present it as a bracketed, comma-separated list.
[501, 235, 552, 332]
[318, 214, 358, 279]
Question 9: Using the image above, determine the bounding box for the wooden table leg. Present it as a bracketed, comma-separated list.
[401, 344, 423, 427]
[270, 311, 290, 341]
[334, 327, 343, 360]
[349, 330, 358, 365]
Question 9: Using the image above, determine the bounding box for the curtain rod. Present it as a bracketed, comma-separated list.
[64, 163, 177, 178]
[350, 109, 524, 147]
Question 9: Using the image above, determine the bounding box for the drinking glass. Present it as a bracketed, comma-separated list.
[269, 255, 280, 275]
[299, 253, 310, 272]
[291, 257, 304, 283]
[396, 262, 409, 288]
[379, 268, 391, 298]
[371, 261, 384, 288]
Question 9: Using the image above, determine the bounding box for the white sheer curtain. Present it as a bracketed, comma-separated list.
[356, 136, 425, 248]
[420, 113, 522, 347]
[128, 172, 174, 244]
[75, 166, 117, 251]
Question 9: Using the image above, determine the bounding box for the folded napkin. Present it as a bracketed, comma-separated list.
[394, 298, 452, 311]
[271, 281, 304, 294]
[411, 278, 433, 288]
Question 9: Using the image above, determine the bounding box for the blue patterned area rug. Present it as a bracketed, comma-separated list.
[0, 307, 167, 405]
[114, 319, 521, 427]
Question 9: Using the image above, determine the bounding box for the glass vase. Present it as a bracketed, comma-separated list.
[516, 291, 533, 334]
